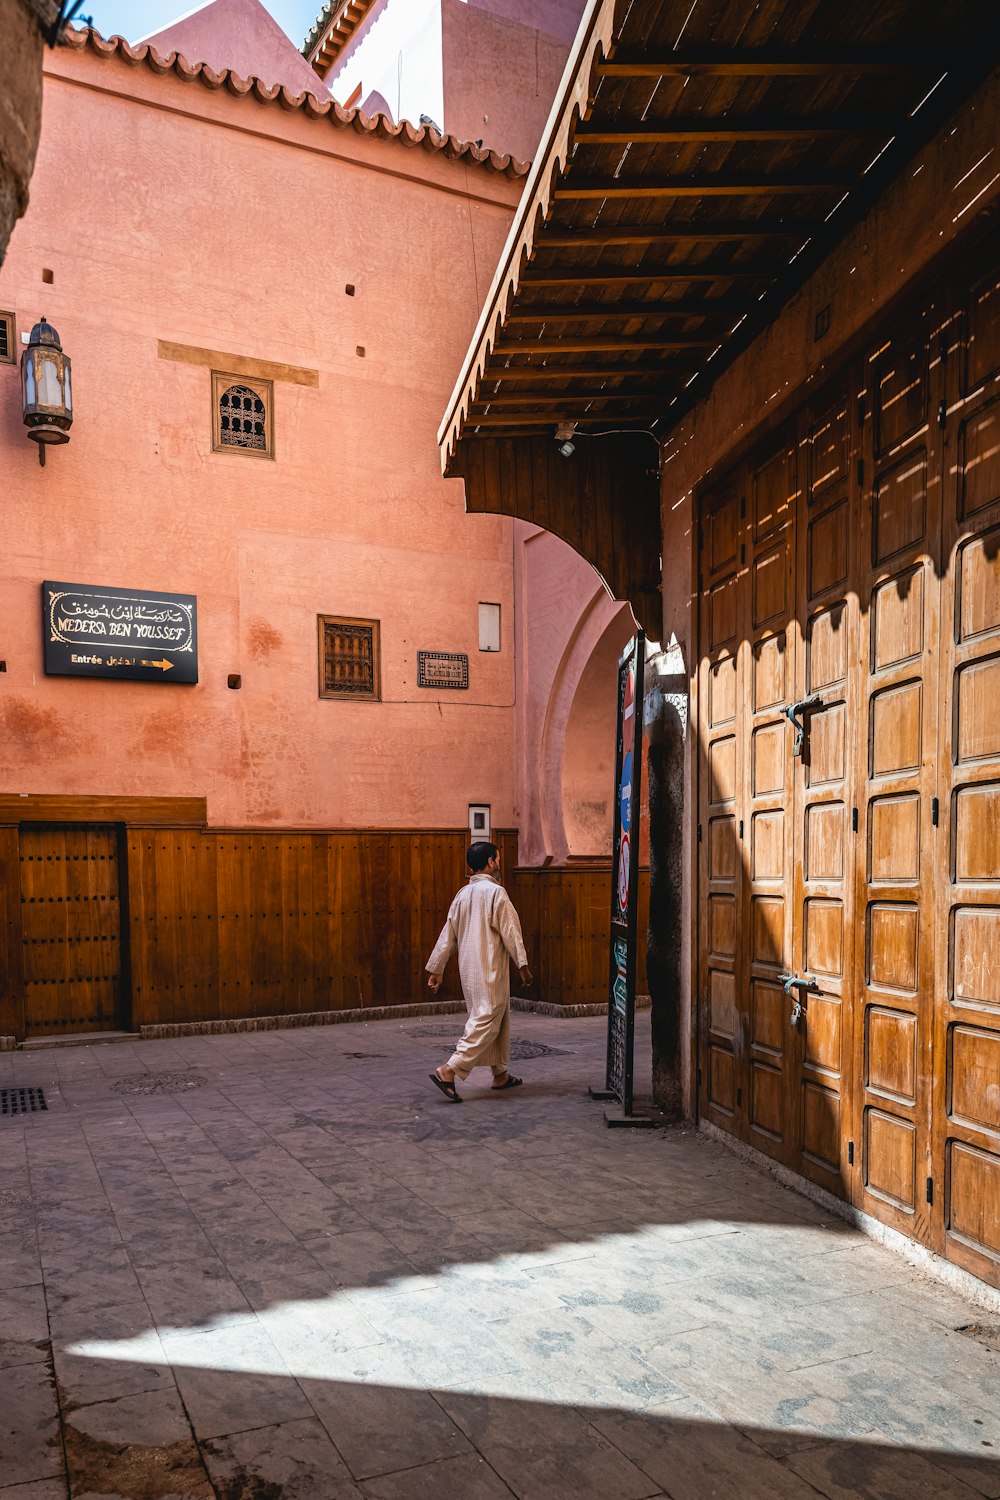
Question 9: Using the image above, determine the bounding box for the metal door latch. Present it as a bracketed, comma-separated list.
[782, 695, 823, 756]
[779, 973, 819, 1026]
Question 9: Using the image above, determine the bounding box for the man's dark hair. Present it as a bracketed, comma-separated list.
[467, 841, 498, 873]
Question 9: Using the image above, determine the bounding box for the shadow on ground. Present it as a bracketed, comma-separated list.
[0, 1014, 997, 1498]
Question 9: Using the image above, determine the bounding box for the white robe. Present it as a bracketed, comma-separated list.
[426, 873, 528, 1080]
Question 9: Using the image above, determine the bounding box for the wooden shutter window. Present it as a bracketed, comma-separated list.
[318, 615, 381, 701]
[0, 311, 14, 365]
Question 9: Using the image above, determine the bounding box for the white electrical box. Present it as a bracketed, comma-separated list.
[468, 804, 491, 839]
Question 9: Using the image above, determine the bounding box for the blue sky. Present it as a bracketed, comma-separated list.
[84, 0, 320, 50]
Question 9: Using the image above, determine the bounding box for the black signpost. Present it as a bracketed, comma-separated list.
[590, 631, 654, 1127]
[42, 582, 198, 684]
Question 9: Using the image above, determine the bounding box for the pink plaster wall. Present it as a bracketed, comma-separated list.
[144, 0, 328, 97]
[441, 0, 588, 160]
[0, 43, 523, 829]
[513, 521, 634, 866]
[325, 0, 586, 158]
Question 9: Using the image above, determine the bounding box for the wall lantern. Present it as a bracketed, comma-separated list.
[21, 316, 72, 466]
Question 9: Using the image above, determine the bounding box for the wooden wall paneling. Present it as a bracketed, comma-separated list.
[125, 830, 152, 1027]
[932, 240, 1000, 1288]
[326, 834, 349, 1009]
[0, 795, 206, 826]
[0, 828, 25, 1037]
[215, 834, 251, 1020]
[251, 836, 284, 1016]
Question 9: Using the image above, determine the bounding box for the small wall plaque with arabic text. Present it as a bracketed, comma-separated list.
[417, 651, 469, 690]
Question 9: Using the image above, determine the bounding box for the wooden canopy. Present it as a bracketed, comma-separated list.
[439, 0, 991, 634]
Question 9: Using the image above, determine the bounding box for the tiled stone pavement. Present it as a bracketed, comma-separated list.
[0, 1013, 997, 1499]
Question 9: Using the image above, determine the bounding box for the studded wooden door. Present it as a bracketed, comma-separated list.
[19, 826, 124, 1036]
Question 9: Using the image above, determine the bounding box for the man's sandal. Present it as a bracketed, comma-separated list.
[491, 1075, 523, 1091]
[429, 1072, 461, 1103]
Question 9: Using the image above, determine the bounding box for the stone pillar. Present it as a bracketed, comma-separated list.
[0, 0, 47, 267]
[644, 642, 688, 1118]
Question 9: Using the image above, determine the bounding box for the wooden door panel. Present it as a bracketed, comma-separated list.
[935, 246, 1000, 1287]
[698, 483, 745, 1130]
[19, 826, 122, 1036]
[856, 302, 942, 1247]
[744, 438, 797, 1164]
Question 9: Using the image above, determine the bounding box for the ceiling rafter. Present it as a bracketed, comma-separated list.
[538, 223, 815, 246]
[595, 47, 946, 78]
[480, 363, 700, 381]
[555, 175, 854, 200]
[506, 299, 745, 322]
[521, 267, 776, 288]
[495, 335, 720, 354]
[574, 115, 893, 144]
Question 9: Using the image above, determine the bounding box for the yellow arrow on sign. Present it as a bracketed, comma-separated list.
[141, 659, 174, 672]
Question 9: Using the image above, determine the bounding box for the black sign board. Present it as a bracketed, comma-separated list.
[417, 651, 469, 689]
[42, 581, 198, 684]
[597, 631, 645, 1115]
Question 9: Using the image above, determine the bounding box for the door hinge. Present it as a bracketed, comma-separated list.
[931, 796, 940, 827]
[740, 495, 746, 518]
[738, 819, 744, 840]
[697, 1066, 703, 1088]
[697, 823, 703, 844]
[926, 1176, 934, 1205]
[851, 806, 859, 833]
[857, 457, 865, 487]
[938, 399, 947, 431]
[740, 542, 746, 565]
[847, 1140, 855, 1166]
[736, 1087, 742, 1107]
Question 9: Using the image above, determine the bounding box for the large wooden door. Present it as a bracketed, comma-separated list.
[790, 387, 860, 1198]
[19, 825, 124, 1037]
[932, 252, 1000, 1283]
[697, 478, 746, 1133]
[853, 304, 944, 1247]
[697, 422, 857, 1193]
[697, 236, 1000, 1288]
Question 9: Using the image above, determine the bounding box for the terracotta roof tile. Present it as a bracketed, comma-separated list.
[61, 26, 529, 179]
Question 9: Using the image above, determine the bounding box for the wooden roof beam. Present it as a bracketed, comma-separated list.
[481, 362, 699, 381]
[575, 116, 893, 145]
[506, 299, 744, 322]
[539, 222, 814, 246]
[523, 267, 776, 288]
[495, 336, 719, 354]
[472, 390, 682, 408]
[596, 48, 946, 78]
[555, 175, 853, 201]
[466, 413, 658, 428]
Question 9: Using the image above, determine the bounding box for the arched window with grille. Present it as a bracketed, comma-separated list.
[211, 372, 273, 458]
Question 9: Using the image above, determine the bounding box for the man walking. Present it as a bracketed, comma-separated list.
[426, 841, 532, 1102]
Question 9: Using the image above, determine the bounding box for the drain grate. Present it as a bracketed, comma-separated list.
[0, 1087, 48, 1117]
